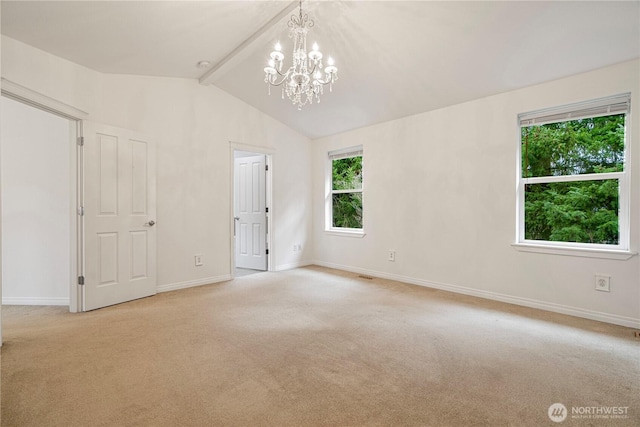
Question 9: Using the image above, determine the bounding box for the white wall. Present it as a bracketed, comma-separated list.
[1, 35, 313, 296]
[0, 96, 71, 305]
[312, 60, 640, 328]
[1, 19, 3, 347]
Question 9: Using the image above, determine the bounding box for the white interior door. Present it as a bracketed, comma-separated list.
[82, 121, 156, 311]
[234, 154, 267, 270]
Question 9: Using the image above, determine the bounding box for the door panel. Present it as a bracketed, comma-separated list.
[83, 122, 156, 310]
[234, 155, 267, 270]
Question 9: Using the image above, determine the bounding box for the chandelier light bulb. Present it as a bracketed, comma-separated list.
[312, 42, 319, 51]
[327, 57, 334, 66]
[275, 42, 282, 52]
[268, 59, 275, 68]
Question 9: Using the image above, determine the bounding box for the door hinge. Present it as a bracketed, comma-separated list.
[266, 249, 269, 255]
[78, 206, 85, 216]
[265, 164, 269, 171]
[265, 207, 269, 213]
[77, 136, 85, 146]
[78, 276, 85, 285]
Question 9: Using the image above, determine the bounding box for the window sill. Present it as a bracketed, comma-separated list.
[325, 229, 366, 238]
[512, 243, 637, 260]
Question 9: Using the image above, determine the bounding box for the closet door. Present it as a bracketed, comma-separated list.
[83, 122, 157, 310]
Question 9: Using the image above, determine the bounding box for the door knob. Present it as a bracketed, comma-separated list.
[145, 220, 156, 227]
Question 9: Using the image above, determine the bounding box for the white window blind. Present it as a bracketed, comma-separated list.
[328, 146, 363, 160]
[519, 93, 630, 126]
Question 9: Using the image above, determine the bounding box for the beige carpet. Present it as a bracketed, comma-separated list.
[1, 266, 638, 426]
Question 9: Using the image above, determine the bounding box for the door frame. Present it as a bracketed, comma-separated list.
[1, 79, 88, 314]
[229, 142, 274, 278]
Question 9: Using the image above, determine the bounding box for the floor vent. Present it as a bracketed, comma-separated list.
[358, 275, 374, 280]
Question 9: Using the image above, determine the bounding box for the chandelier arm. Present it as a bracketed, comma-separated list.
[310, 64, 336, 86]
[308, 63, 329, 83]
[274, 68, 292, 78]
[266, 75, 290, 87]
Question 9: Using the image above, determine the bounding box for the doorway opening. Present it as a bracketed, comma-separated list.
[232, 149, 272, 278]
[0, 94, 80, 312]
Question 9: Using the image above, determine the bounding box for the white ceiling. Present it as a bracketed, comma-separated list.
[2, 1, 639, 139]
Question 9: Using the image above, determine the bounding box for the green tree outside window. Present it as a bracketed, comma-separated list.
[521, 114, 625, 245]
[332, 156, 363, 229]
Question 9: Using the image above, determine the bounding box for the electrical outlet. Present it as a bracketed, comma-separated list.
[388, 250, 395, 262]
[297, 244, 302, 251]
[195, 254, 203, 266]
[595, 275, 610, 292]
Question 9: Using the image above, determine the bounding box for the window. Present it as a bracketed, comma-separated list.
[517, 94, 630, 252]
[328, 146, 363, 231]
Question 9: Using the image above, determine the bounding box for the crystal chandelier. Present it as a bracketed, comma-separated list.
[263, 0, 338, 109]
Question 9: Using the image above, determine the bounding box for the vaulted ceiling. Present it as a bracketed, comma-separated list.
[2, 1, 639, 139]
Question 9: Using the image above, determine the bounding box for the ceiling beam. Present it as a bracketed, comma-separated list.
[199, 1, 299, 86]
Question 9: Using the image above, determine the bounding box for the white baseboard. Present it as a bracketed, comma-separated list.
[157, 274, 232, 293]
[313, 261, 640, 329]
[2, 297, 69, 306]
[274, 260, 313, 272]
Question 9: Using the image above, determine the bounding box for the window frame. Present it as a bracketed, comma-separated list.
[326, 146, 364, 236]
[515, 93, 632, 256]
